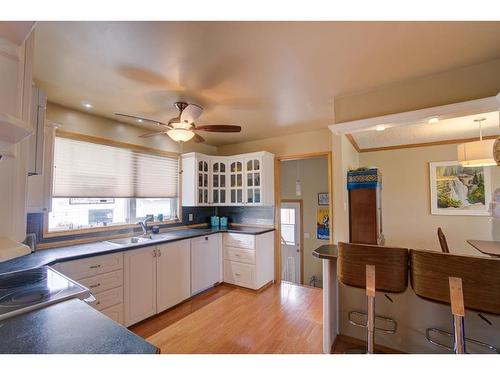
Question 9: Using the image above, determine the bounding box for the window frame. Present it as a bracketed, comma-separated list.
[43, 130, 182, 238]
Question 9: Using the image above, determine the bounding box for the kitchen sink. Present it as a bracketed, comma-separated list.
[105, 235, 154, 246]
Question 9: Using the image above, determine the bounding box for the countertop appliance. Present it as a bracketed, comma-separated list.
[0, 266, 93, 321]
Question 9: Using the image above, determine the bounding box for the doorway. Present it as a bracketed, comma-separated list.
[280, 200, 303, 284]
[275, 152, 333, 288]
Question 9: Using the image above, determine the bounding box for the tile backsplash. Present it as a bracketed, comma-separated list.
[27, 205, 275, 247]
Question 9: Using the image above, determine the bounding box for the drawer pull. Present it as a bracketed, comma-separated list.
[96, 301, 101, 305]
[89, 264, 101, 269]
[235, 254, 241, 257]
[235, 273, 241, 277]
[89, 283, 101, 288]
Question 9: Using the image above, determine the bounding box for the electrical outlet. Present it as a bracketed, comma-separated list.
[188, 213, 193, 222]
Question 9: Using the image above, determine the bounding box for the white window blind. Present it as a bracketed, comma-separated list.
[53, 137, 179, 198]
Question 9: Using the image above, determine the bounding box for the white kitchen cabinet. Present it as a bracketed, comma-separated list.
[156, 239, 191, 313]
[182, 151, 274, 207]
[191, 234, 221, 295]
[124, 246, 157, 326]
[211, 160, 228, 205]
[26, 122, 58, 213]
[223, 231, 275, 290]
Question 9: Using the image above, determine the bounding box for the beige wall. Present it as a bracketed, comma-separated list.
[334, 58, 500, 123]
[46, 103, 218, 155]
[359, 144, 500, 255]
[280, 157, 329, 285]
[332, 134, 359, 244]
[217, 128, 332, 157]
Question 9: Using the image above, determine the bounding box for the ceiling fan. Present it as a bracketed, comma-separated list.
[115, 102, 241, 143]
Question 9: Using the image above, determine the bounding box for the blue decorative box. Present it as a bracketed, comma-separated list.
[210, 216, 220, 228]
[220, 216, 228, 228]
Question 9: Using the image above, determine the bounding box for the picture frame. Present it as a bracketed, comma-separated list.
[429, 161, 491, 216]
[317, 192, 329, 206]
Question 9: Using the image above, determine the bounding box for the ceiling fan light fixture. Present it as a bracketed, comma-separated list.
[167, 128, 195, 142]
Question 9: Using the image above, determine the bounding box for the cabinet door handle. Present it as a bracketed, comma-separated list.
[89, 264, 101, 269]
[153, 249, 157, 257]
[235, 273, 241, 277]
[158, 249, 162, 257]
[89, 283, 101, 288]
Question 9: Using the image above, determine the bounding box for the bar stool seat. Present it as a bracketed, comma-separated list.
[338, 242, 409, 353]
[410, 249, 500, 353]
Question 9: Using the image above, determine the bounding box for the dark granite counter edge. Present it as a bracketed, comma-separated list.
[0, 226, 275, 275]
[0, 298, 158, 354]
[312, 244, 338, 260]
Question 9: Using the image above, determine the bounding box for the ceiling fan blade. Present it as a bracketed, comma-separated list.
[180, 103, 203, 124]
[194, 125, 241, 133]
[193, 133, 205, 143]
[139, 131, 168, 138]
[114, 112, 170, 127]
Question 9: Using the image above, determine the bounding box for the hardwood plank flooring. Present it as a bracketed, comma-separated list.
[131, 282, 323, 353]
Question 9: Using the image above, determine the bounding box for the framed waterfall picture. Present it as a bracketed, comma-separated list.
[429, 161, 492, 216]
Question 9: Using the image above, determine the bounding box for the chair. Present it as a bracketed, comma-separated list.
[410, 249, 500, 353]
[437, 227, 450, 253]
[337, 242, 409, 353]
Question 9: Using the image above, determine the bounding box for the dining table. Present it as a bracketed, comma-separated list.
[467, 240, 500, 257]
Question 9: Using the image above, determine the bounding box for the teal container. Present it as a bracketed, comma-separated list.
[220, 216, 228, 228]
[210, 216, 220, 228]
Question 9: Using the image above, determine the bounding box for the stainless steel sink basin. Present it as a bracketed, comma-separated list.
[105, 235, 154, 246]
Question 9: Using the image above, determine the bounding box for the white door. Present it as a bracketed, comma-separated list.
[191, 235, 220, 295]
[156, 239, 191, 312]
[124, 246, 157, 326]
[280, 202, 301, 284]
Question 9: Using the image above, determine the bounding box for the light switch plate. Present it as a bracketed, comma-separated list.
[188, 213, 193, 221]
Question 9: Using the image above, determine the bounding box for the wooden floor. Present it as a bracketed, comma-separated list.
[131, 282, 323, 353]
[332, 334, 404, 354]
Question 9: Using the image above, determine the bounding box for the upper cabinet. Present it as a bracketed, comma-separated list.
[182, 151, 274, 207]
[0, 26, 35, 144]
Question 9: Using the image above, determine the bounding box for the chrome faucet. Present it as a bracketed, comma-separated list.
[136, 216, 154, 236]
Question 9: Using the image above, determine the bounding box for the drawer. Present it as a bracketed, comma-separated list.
[100, 303, 124, 325]
[57, 252, 123, 280]
[223, 233, 255, 250]
[92, 286, 123, 311]
[223, 246, 255, 265]
[78, 269, 123, 294]
[223, 260, 255, 289]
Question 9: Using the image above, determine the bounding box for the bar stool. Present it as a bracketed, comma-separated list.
[410, 249, 500, 354]
[337, 242, 409, 353]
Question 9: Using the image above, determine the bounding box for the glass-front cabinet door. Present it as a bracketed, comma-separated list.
[245, 158, 261, 204]
[212, 161, 227, 205]
[197, 159, 209, 205]
[229, 160, 243, 204]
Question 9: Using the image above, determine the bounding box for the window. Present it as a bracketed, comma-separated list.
[48, 136, 180, 233]
[280, 208, 296, 245]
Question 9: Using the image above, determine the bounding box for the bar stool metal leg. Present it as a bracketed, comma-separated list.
[366, 265, 376, 354]
[449, 277, 466, 354]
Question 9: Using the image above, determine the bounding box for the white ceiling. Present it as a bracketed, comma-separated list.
[353, 111, 500, 150]
[33, 21, 500, 146]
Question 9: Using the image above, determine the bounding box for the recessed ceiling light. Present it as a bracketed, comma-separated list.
[428, 117, 439, 124]
[81, 102, 93, 109]
[375, 125, 386, 132]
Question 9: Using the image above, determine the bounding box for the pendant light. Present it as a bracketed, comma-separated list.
[295, 160, 302, 196]
[457, 118, 496, 167]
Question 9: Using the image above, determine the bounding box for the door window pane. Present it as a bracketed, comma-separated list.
[254, 159, 260, 170]
[236, 162, 242, 172]
[221, 190, 226, 203]
[213, 190, 219, 203]
[213, 175, 219, 187]
[231, 189, 236, 203]
[203, 174, 208, 187]
[198, 173, 203, 187]
[204, 162, 208, 172]
[281, 208, 296, 224]
[231, 163, 236, 173]
[198, 189, 203, 203]
[220, 163, 226, 173]
[220, 175, 226, 187]
[213, 163, 219, 173]
[247, 160, 253, 171]
[247, 173, 253, 187]
[237, 174, 242, 187]
[247, 189, 253, 203]
[203, 189, 208, 203]
[198, 161, 203, 171]
[254, 172, 260, 186]
[230, 174, 235, 187]
[281, 224, 295, 245]
[237, 189, 242, 202]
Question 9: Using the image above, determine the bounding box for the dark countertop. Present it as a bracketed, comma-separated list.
[0, 226, 275, 275]
[0, 299, 158, 354]
[312, 244, 338, 260]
